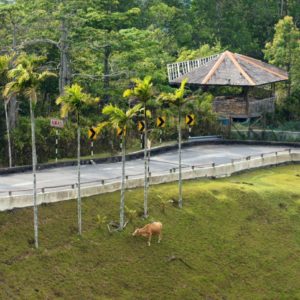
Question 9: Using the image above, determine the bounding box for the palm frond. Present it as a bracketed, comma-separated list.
[3, 81, 20, 98]
[158, 78, 188, 107]
[56, 84, 99, 117]
[38, 70, 57, 81]
[123, 76, 153, 103]
[60, 103, 72, 118]
[102, 104, 126, 127]
[24, 88, 37, 104]
[126, 103, 142, 118]
[0, 55, 10, 74]
[95, 121, 109, 135]
[175, 78, 187, 100]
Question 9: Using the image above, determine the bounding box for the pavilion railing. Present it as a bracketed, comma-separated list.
[249, 97, 275, 115]
[167, 54, 220, 82]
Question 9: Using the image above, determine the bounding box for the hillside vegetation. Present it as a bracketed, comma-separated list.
[0, 165, 300, 299]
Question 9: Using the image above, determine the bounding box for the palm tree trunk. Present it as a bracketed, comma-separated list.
[178, 107, 183, 208]
[29, 99, 38, 248]
[4, 101, 12, 168]
[143, 108, 148, 218]
[120, 133, 126, 229]
[77, 119, 82, 235]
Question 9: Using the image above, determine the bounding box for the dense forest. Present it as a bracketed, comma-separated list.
[0, 0, 300, 166]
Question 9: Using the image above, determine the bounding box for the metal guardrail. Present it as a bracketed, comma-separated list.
[0, 148, 297, 198]
[188, 135, 223, 141]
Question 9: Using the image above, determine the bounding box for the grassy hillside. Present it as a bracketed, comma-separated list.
[0, 165, 300, 299]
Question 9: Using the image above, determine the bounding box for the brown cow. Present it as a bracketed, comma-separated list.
[132, 222, 163, 246]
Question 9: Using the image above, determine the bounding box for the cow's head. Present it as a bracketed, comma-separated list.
[132, 228, 140, 236]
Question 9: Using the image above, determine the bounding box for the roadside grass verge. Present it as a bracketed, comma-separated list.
[0, 165, 300, 299]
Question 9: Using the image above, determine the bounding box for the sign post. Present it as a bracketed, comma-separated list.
[50, 118, 64, 162]
[138, 121, 146, 149]
[88, 127, 97, 157]
[117, 127, 126, 150]
[185, 114, 195, 137]
[55, 130, 59, 162]
[156, 116, 166, 143]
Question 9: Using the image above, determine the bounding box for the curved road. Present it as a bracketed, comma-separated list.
[0, 144, 295, 196]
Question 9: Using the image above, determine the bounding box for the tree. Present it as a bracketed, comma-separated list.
[96, 103, 142, 229]
[56, 84, 99, 235]
[0, 3, 24, 129]
[158, 79, 189, 208]
[123, 76, 155, 218]
[264, 16, 300, 97]
[4, 53, 56, 248]
[0, 55, 12, 168]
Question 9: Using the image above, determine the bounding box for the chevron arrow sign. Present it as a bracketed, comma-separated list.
[156, 116, 166, 128]
[185, 114, 195, 126]
[117, 127, 126, 137]
[88, 127, 97, 140]
[138, 121, 145, 132]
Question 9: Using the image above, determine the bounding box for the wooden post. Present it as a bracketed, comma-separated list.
[271, 83, 275, 97]
[243, 86, 249, 116]
[229, 116, 232, 139]
[243, 87, 250, 139]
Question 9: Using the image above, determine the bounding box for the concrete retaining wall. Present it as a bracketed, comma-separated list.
[1, 151, 299, 211]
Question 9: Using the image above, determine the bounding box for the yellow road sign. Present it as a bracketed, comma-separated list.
[156, 116, 166, 128]
[117, 127, 126, 137]
[185, 114, 195, 126]
[88, 127, 97, 140]
[138, 121, 145, 132]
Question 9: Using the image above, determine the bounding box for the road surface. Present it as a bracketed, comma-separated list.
[0, 144, 294, 195]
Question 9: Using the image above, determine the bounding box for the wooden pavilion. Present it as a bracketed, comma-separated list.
[167, 50, 288, 120]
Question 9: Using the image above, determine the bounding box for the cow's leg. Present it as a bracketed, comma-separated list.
[147, 234, 152, 246]
[158, 232, 162, 243]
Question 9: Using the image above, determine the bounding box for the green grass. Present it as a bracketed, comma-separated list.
[1, 165, 300, 299]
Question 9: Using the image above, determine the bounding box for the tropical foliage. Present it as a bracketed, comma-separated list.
[56, 84, 99, 235]
[97, 103, 142, 229]
[0, 0, 299, 163]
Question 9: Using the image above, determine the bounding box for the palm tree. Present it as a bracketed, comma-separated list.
[4, 53, 56, 249]
[123, 76, 154, 218]
[96, 103, 142, 229]
[158, 79, 188, 209]
[0, 54, 12, 168]
[56, 84, 99, 235]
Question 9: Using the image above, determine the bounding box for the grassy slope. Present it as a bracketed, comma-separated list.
[0, 165, 300, 299]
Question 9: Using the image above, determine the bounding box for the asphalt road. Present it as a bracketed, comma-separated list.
[0, 144, 294, 195]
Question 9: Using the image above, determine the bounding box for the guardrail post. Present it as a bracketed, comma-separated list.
[101, 180, 105, 185]
[192, 166, 195, 170]
[42, 188, 45, 193]
[169, 169, 172, 173]
[126, 175, 129, 180]
[9, 191, 12, 196]
[288, 148, 292, 162]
